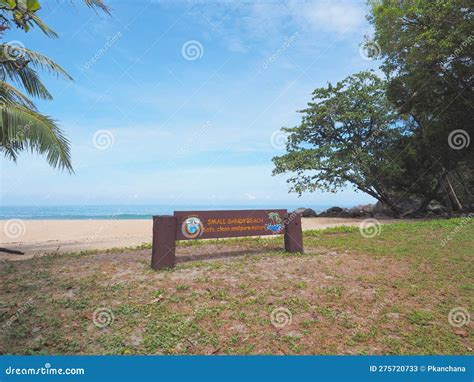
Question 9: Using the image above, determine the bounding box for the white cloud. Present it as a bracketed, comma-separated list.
[195, 0, 366, 53]
[298, 2, 366, 33]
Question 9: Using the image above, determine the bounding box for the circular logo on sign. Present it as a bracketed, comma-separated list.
[181, 216, 203, 239]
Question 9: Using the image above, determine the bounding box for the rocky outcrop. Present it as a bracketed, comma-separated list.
[299, 198, 459, 219]
[293, 207, 318, 217]
[317, 205, 375, 218]
[318, 206, 344, 217]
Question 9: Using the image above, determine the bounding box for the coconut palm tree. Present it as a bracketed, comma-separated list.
[0, 0, 109, 172]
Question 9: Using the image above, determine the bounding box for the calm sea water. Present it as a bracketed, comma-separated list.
[0, 204, 340, 220]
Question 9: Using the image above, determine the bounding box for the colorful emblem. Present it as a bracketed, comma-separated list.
[266, 212, 284, 233]
[181, 216, 204, 239]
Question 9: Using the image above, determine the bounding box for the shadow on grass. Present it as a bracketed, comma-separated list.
[176, 245, 284, 264]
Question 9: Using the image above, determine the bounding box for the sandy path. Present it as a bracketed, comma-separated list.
[0, 218, 402, 260]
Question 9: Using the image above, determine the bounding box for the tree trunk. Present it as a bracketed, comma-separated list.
[445, 173, 463, 211]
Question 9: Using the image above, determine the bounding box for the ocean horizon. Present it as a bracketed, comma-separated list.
[0, 203, 354, 220]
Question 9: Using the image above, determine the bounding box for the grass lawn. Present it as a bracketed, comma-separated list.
[1, 218, 472, 355]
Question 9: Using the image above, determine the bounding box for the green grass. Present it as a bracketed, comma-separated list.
[0, 218, 472, 355]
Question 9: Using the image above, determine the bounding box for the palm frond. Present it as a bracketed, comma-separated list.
[0, 104, 73, 172]
[0, 81, 36, 109]
[28, 13, 59, 38]
[84, 0, 111, 14]
[0, 44, 72, 80]
[2, 63, 53, 99]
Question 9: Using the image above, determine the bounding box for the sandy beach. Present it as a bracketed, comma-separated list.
[0, 217, 406, 260]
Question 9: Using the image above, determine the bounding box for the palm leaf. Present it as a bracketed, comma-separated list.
[0, 81, 36, 109]
[84, 0, 111, 14]
[0, 44, 72, 80]
[28, 13, 59, 38]
[0, 104, 73, 172]
[2, 62, 53, 99]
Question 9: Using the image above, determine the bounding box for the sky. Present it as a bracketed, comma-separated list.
[1, 0, 381, 207]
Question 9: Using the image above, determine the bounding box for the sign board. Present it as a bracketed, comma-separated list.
[174, 209, 287, 240]
[151, 209, 303, 270]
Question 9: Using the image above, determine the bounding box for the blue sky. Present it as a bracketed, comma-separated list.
[1, 0, 380, 207]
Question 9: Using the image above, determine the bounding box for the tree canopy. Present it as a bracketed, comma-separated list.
[273, 0, 473, 216]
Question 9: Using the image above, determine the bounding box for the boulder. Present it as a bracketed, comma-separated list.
[360, 204, 375, 214]
[341, 209, 356, 218]
[318, 206, 344, 217]
[293, 207, 318, 217]
[345, 204, 375, 218]
[374, 196, 427, 218]
[326, 206, 343, 214]
[426, 201, 446, 215]
[374, 201, 396, 218]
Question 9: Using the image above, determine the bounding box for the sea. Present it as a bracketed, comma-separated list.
[0, 204, 346, 220]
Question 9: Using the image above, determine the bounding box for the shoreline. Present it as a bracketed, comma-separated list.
[0, 217, 408, 260]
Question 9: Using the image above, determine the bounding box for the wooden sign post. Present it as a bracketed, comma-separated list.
[151, 209, 303, 270]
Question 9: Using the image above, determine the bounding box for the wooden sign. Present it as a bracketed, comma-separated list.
[174, 209, 287, 240]
[151, 209, 303, 270]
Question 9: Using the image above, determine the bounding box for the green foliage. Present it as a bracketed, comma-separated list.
[273, 71, 413, 214]
[0, 0, 109, 171]
[274, 1, 473, 214]
[368, 0, 473, 209]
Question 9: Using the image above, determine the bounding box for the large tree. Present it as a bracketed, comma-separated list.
[0, 0, 109, 171]
[369, 0, 473, 210]
[274, 1, 473, 215]
[272, 71, 419, 215]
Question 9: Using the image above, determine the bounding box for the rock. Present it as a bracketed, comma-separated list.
[320, 204, 376, 218]
[347, 207, 363, 217]
[387, 313, 400, 320]
[318, 206, 344, 217]
[360, 204, 375, 214]
[374, 201, 396, 218]
[293, 207, 318, 217]
[426, 201, 446, 215]
[327, 206, 343, 214]
[374, 196, 427, 217]
[338, 208, 358, 218]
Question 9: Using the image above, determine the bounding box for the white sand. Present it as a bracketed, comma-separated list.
[0, 217, 403, 259]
